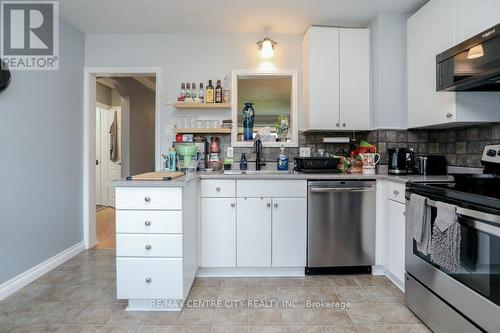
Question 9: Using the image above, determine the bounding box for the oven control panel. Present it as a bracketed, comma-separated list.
[481, 144, 500, 163]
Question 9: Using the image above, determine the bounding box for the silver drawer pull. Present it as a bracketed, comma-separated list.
[230, 202, 235, 207]
[267, 202, 271, 207]
[144, 196, 151, 202]
[145, 277, 152, 283]
[446, 113, 453, 119]
[216, 187, 221, 192]
[393, 190, 400, 195]
[144, 221, 151, 226]
[274, 202, 278, 208]
[145, 244, 152, 250]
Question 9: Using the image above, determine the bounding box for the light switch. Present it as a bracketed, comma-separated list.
[227, 147, 234, 158]
[299, 147, 311, 157]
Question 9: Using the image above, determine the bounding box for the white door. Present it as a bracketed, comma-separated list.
[339, 28, 370, 131]
[387, 198, 406, 284]
[237, 198, 272, 267]
[304, 26, 340, 130]
[95, 108, 102, 205]
[272, 198, 307, 267]
[201, 198, 237, 267]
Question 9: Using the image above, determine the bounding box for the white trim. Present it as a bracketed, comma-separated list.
[384, 271, 405, 292]
[0, 242, 85, 301]
[83, 66, 162, 249]
[196, 267, 305, 277]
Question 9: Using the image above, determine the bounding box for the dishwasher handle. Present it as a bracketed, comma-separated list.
[309, 186, 375, 193]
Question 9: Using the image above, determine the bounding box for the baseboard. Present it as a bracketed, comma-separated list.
[0, 241, 86, 300]
[197, 267, 305, 277]
[384, 271, 405, 292]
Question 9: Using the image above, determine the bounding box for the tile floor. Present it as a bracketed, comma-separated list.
[0, 249, 430, 333]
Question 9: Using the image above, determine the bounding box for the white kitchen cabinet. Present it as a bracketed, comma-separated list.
[407, 0, 500, 129]
[237, 198, 272, 267]
[272, 198, 307, 267]
[201, 198, 236, 267]
[302, 26, 371, 131]
[386, 198, 406, 285]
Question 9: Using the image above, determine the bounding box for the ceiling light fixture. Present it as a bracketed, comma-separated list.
[467, 44, 484, 59]
[257, 37, 277, 59]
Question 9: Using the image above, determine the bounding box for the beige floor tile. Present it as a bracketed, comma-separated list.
[141, 312, 180, 325]
[175, 327, 211, 333]
[249, 326, 285, 333]
[194, 278, 222, 288]
[3, 285, 54, 304]
[313, 308, 353, 326]
[376, 304, 420, 324]
[177, 308, 215, 326]
[333, 287, 368, 303]
[246, 278, 277, 288]
[106, 309, 146, 325]
[73, 303, 123, 325]
[188, 287, 220, 301]
[60, 325, 104, 333]
[360, 287, 403, 304]
[67, 286, 107, 302]
[277, 288, 307, 303]
[33, 285, 81, 302]
[7, 325, 64, 333]
[248, 308, 283, 326]
[285, 326, 321, 333]
[35, 302, 89, 324]
[213, 308, 248, 326]
[247, 286, 278, 301]
[218, 287, 248, 302]
[346, 304, 385, 325]
[273, 278, 305, 288]
[281, 309, 317, 326]
[320, 325, 359, 333]
[137, 325, 175, 333]
[353, 276, 392, 288]
[305, 287, 339, 302]
[211, 326, 248, 333]
[33, 271, 71, 285]
[8, 302, 46, 324]
[221, 278, 249, 287]
[100, 325, 139, 333]
[303, 276, 330, 287]
[327, 276, 359, 288]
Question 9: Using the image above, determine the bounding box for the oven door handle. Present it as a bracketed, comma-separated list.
[424, 198, 500, 227]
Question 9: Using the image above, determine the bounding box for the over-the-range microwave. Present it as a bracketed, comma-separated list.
[436, 22, 500, 91]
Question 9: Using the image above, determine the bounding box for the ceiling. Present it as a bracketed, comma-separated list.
[59, 0, 428, 34]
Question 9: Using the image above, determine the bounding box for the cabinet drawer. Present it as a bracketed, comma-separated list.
[116, 187, 182, 210]
[201, 180, 236, 197]
[237, 180, 307, 198]
[116, 234, 182, 257]
[384, 181, 406, 204]
[117, 258, 183, 299]
[116, 210, 182, 234]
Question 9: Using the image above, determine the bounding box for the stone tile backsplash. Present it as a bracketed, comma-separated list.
[202, 123, 500, 168]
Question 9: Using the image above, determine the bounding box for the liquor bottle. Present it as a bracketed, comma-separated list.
[180, 83, 186, 99]
[206, 80, 214, 103]
[215, 79, 223, 103]
[185, 83, 191, 98]
[199, 83, 205, 103]
[191, 82, 196, 100]
[222, 76, 230, 103]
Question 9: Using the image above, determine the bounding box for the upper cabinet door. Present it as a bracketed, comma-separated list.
[455, 0, 500, 43]
[303, 27, 340, 130]
[339, 28, 371, 131]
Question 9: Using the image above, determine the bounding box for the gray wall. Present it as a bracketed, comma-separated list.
[113, 78, 156, 175]
[0, 19, 85, 284]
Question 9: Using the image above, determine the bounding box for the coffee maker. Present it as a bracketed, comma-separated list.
[388, 148, 415, 175]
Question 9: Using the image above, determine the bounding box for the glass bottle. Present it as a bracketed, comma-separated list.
[199, 83, 204, 103]
[215, 79, 223, 103]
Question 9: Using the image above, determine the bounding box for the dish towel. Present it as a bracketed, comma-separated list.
[109, 111, 119, 163]
[409, 193, 431, 255]
[430, 201, 461, 273]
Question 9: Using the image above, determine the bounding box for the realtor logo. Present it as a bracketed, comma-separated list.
[1, 1, 59, 70]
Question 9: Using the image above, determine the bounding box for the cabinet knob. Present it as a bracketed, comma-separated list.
[144, 196, 151, 202]
[336, 122, 340, 127]
[274, 202, 278, 208]
[216, 187, 221, 192]
[403, 211, 406, 216]
[446, 113, 453, 119]
[145, 277, 152, 283]
[145, 220, 151, 226]
[231, 202, 235, 207]
[342, 123, 346, 127]
[267, 202, 271, 207]
[393, 190, 399, 195]
[145, 244, 152, 250]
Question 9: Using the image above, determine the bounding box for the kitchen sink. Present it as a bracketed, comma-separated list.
[223, 170, 293, 175]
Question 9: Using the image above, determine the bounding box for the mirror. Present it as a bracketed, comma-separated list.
[231, 70, 298, 147]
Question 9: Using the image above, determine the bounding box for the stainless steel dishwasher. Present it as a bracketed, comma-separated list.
[307, 180, 376, 274]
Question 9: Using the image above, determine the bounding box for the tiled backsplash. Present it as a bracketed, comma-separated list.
[200, 123, 500, 168]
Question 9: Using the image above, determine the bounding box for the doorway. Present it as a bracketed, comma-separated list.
[84, 67, 162, 249]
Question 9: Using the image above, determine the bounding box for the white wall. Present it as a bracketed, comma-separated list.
[85, 33, 302, 158]
[369, 14, 408, 129]
[0, 19, 85, 284]
[96, 82, 112, 106]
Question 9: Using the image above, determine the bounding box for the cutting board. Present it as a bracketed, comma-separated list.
[126, 171, 185, 181]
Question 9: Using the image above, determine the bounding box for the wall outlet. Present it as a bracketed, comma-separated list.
[299, 147, 311, 157]
[227, 146, 234, 158]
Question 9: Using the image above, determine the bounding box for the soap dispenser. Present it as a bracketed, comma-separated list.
[240, 153, 248, 170]
[277, 145, 289, 171]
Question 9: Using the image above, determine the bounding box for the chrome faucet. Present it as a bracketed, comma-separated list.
[254, 135, 266, 171]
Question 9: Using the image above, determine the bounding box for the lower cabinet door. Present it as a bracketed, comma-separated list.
[237, 198, 272, 267]
[201, 198, 237, 267]
[387, 198, 406, 284]
[272, 198, 307, 267]
[116, 258, 183, 299]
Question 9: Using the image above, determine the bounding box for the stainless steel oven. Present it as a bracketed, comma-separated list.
[405, 188, 500, 333]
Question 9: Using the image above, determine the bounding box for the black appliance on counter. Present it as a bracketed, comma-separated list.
[416, 155, 447, 175]
[294, 157, 340, 173]
[405, 144, 500, 333]
[388, 148, 415, 175]
[436, 23, 500, 91]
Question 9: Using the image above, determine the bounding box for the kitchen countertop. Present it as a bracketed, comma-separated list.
[109, 170, 453, 187]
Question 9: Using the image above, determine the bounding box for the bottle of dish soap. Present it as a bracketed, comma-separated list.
[240, 153, 248, 170]
[277, 145, 289, 171]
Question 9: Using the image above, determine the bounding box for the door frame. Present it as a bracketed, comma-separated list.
[83, 66, 162, 249]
